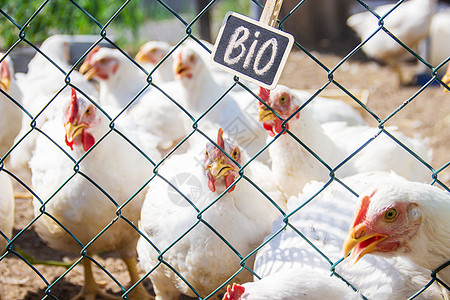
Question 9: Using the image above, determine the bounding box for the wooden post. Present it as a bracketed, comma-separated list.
[196, 0, 211, 42]
[259, 0, 284, 27]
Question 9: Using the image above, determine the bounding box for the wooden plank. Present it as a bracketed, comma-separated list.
[259, 0, 284, 27]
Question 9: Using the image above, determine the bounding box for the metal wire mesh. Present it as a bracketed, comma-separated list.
[0, 0, 449, 299]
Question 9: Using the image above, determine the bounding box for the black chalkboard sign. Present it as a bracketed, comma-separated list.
[211, 12, 294, 89]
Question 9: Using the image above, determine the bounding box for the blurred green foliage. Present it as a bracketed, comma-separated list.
[0, 0, 146, 49]
[212, 0, 251, 19]
[0, 0, 254, 51]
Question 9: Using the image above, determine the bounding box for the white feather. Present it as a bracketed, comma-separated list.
[347, 0, 437, 64]
[252, 172, 443, 299]
[0, 172, 15, 253]
[9, 35, 97, 174]
[137, 130, 285, 299]
[30, 90, 160, 257]
[0, 54, 23, 157]
[265, 85, 431, 197]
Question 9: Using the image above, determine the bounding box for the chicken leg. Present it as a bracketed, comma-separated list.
[122, 255, 154, 300]
[392, 63, 416, 86]
[72, 257, 120, 300]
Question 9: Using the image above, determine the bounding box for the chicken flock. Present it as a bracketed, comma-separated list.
[0, 3, 449, 300]
[347, 0, 450, 86]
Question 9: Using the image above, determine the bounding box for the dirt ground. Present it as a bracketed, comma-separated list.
[0, 48, 448, 300]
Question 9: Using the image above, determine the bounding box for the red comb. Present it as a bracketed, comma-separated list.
[85, 45, 100, 64]
[352, 192, 375, 227]
[68, 88, 78, 123]
[176, 49, 183, 63]
[258, 86, 270, 102]
[217, 128, 225, 150]
[223, 283, 245, 300]
[1, 60, 10, 81]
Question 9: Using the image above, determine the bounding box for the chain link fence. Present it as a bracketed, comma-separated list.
[0, 0, 449, 299]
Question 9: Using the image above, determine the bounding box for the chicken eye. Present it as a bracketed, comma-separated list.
[189, 54, 196, 63]
[383, 208, 398, 222]
[231, 148, 240, 160]
[279, 95, 288, 104]
[85, 107, 92, 115]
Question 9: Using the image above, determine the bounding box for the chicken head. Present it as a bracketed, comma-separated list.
[80, 46, 119, 81]
[64, 88, 99, 152]
[257, 86, 300, 137]
[204, 128, 242, 193]
[173, 46, 201, 80]
[343, 186, 422, 265]
[135, 41, 171, 65]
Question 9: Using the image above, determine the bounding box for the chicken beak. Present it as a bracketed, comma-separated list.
[442, 73, 450, 93]
[0, 76, 10, 91]
[258, 106, 276, 122]
[65, 121, 87, 143]
[135, 48, 155, 64]
[343, 223, 387, 266]
[174, 62, 189, 79]
[80, 62, 97, 80]
[208, 157, 234, 179]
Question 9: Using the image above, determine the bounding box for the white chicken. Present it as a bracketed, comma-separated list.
[428, 8, 450, 78]
[135, 40, 174, 83]
[221, 269, 362, 300]
[0, 54, 23, 158]
[173, 45, 268, 162]
[80, 46, 147, 111]
[80, 46, 188, 152]
[137, 128, 285, 299]
[19, 35, 71, 82]
[343, 179, 450, 292]
[172, 43, 367, 165]
[16, 34, 97, 105]
[9, 35, 97, 175]
[230, 87, 367, 140]
[30, 88, 160, 299]
[241, 172, 444, 299]
[291, 89, 367, 126]
[258, 85, 431, 197]
[0, 171, 15, 254]
[142, 38, 253, 90]
[181, 39, 214, 65]
[182, 39, 260, 92]
[126, 85, 189, 152]
[347, 0, 437, 85]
